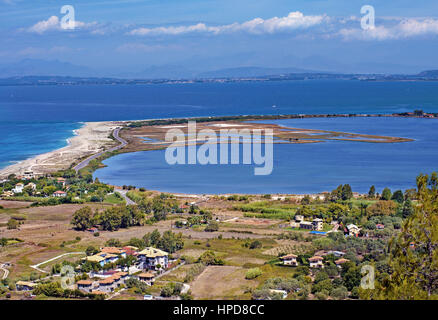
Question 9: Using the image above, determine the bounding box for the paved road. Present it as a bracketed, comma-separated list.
[0, 264, 9, 280]
[73, 127, 127, 172]
[117, 189, 136, 205]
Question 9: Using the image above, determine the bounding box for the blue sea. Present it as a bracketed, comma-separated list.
[1, 80, 438, 192]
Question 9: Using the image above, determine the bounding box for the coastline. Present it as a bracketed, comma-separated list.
[0, 112, 433, 180]
[0, 121, 120, 179]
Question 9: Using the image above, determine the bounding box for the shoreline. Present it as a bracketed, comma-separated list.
[0, 112, 433, 179]
[0, 121, 120, 178]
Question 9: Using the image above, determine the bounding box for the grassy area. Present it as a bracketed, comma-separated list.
[103, 193, 125, 204]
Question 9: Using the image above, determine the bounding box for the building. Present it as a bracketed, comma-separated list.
[16, 281, 37, 291]
[53, 190, 67, 197]
[309, 256, 324, 268]
[86, 253, 118, 267]
[137, 247, 169, 270]
[376, 224, 385, 230]
[299, 221, 313, 230]
[312, 218, 323, 231]
[346, 224, 361, 237]
[100, 247, 127, 259]
[23, 171, 34, 180]
[294, 215, 304, 222]
[327, 251, 345, 258]
[77, 280, 94, 293]
[56, 177, 66, 187]
[335, 258, 350, 268]
[1, 191, 14, 198]
[280, 254, 298, 266]
[138, 272, 155, 285]
[98, 278, 116, 293]
[12, 183, 24, 194]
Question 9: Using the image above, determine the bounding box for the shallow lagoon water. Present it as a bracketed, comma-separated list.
[94, 117, 438, 194]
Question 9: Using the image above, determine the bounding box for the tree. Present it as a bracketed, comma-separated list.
[341, 184, 353, 201]
[381, 187, 392, 201]
[391, 190, 404, 204]
[7, 218, 19, 230]
[367, 200, 398, 216]
[42, 186, 56, 196]
[85, 246, 98, 256]
[368, 173, 438, 299]
[331, 286, 349, 300]
[71, 207, 93, 230]
[368, 185, 376, 198]
[105, 238, 122, 247]
[204, 221, 219, 232]
[402, 199, 414, 218]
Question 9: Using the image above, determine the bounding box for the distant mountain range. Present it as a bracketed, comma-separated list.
[0, 59, 438, 84]
[0, 59, 326, 79]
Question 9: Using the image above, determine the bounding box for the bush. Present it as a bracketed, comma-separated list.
[245, 268, 263, 280]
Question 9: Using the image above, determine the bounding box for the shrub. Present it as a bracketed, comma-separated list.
[245, 268, 263, 280]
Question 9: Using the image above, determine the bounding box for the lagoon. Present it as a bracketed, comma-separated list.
[94, 117, 438, 194]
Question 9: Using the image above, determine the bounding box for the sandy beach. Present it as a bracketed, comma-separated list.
[0, 121, 120, 178]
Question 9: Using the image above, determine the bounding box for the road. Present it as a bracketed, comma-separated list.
[117, 189, 136, 205]
[73, 127, 127, 172]
[0, 264, 9, 280]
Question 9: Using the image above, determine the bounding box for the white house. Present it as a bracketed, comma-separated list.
[309, 256, 324, 268]
[280, 253, 298, 266]
[53, 190, 67, 197]
[12, 183, 24, 194]
[312, 218, 323, 231]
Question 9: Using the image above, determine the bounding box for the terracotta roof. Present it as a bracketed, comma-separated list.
[335, 258, 349, 265]
[53, 190, 66, 194]
[101, 247, 126, 254]
[139, 272, 154, 279]
[281, 254, 297, 259]
[77, 280, 93, 285]
[99, 278, 115, 285]
[309, 256, 324, 262]
[91, 290, 106, 295]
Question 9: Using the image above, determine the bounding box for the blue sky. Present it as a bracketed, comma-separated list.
[1, 0, 438, 76]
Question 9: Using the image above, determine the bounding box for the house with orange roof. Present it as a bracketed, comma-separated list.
[280, 253, 298, 266]
[335, 258, 350, 268]
[309, 256, 324, 268]
[138, 272, 155, 286]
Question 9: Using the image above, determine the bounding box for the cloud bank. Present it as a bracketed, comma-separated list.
[129, 11, 326, 36]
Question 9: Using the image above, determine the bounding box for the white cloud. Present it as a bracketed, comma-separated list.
[28, 16, 60, 34]
[27, 16, 97, 34]
[129, 11, 326, 36]
[339, 18, 438, 41]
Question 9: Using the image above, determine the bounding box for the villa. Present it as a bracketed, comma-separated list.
[280, 253, 298, 266]
[53, 190, 67, 197]
[138, 272, 155, 285]
[335, 258, 350, 268]
[137, 247, 169, 270]
[12, 183, 24, 194]
[309, 256, 324, 268]
[77, 280, 94, 293]
[312, 218, 323, 231]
